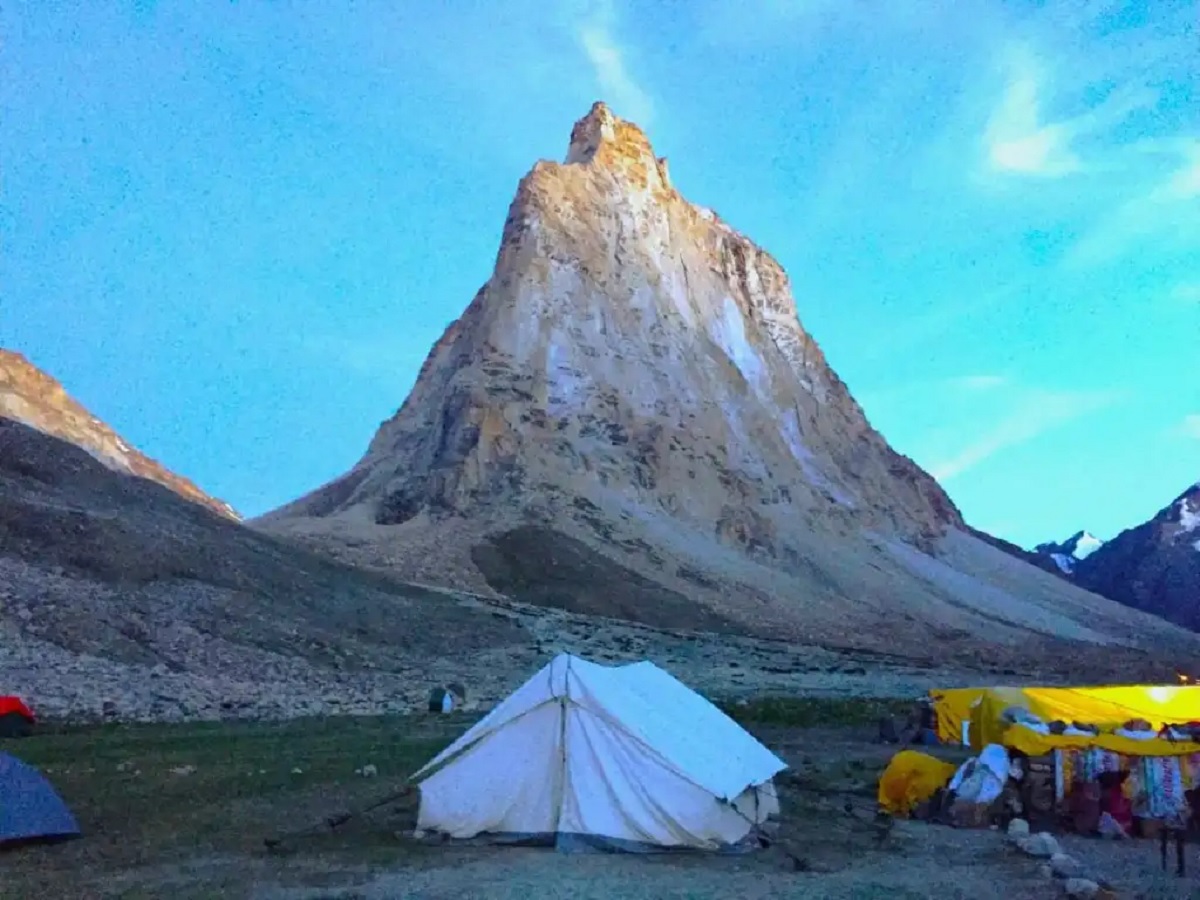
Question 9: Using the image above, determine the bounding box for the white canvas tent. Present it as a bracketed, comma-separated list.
[411, 653, 786, 852]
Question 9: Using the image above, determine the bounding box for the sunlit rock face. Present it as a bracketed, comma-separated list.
[260, 102, 1194, 663]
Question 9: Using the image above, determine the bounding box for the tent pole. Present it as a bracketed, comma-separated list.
[263, 785, 414, 851]
[553, 657, 571, 842]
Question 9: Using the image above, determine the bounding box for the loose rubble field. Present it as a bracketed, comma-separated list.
[2, 700, 1196, 899]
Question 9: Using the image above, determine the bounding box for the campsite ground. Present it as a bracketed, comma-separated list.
[2, 700, 1195, 900]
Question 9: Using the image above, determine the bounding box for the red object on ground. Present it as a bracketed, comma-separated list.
[0, 697, 35, 722]
[1103, 782, 1134, 833]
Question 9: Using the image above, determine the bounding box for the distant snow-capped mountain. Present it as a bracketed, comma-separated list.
[1034, 530, 1105, 575]
[1072, 484, 1200, 631]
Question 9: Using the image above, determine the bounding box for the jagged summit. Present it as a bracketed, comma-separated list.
[271, 102, 958, 543]
[257, 103, 1194, 659]
[0, 349, 238, 520]
[1034, 530, 1105, 574]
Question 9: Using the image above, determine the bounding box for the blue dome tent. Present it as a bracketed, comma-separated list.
[0, 752, 80, 848]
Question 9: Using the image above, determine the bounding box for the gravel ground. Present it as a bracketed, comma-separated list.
[1054, 831, 1200, 898]
[252, 826, 1200, 900]
[85, 822, 1200, 900]
[252, 827, 1046, 900]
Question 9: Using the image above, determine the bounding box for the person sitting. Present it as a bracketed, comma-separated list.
[900, 699, 939, 746]
[1067, 779, 1101, 835]
[1097, 770, 1133, 837]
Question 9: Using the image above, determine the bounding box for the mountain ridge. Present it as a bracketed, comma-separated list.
[9, 413, 1140, 722]
[1072, 483, 1200, 630]
[0, 349, 238, 521]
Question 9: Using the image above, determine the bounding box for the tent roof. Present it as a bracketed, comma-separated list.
[0, 752, 79, 845]
[0, 698, 34, 722]
[413, 654, 786, 801]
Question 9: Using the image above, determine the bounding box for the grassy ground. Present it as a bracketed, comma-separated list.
[0, 698, 939, 899]
[718, 696, 914, 728]
[4, 699, 1188, 899]
[2, 713, 473, 898]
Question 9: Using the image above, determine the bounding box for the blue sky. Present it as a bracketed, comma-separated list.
[3, 0, 1197, 549]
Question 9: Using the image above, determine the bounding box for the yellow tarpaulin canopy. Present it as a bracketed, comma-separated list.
[929, 687, 989, 744]
[929, 687, 1033, 743]
[956, 685, 1200, 757]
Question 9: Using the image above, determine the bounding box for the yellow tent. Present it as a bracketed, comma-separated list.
[877, 750, 958, 817]
[962, 685, 1200, 757]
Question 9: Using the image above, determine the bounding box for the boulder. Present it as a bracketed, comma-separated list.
[1017, 832, 1060, 858]
[1050, 852, 1084, 879]
[1006, 817, 1030, 839]
[1062, 878, 1100, 899]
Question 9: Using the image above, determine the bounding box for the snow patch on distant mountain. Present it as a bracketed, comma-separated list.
[1034, 530, 1105, 575]
[1175, 496, 1200, 552]
[1048, 553, 1074, 575]
[1071, 482, 1200, 630]
[1179, 497, 1200, 533]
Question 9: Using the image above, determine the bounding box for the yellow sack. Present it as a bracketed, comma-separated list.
[877, 750, 958, 817]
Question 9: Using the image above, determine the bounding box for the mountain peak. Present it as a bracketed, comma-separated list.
[1033, 529, 1105, 574]
[1069, 530, 1104, 556]
[564, 101, 670, 189]
[258, 103, 1187, 657]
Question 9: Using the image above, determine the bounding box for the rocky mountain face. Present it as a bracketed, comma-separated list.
[258, 102, 1200, 667]
[1074, 484, 1200, 631]
[2, 417, 1077, 722]
[4, 106, 1197, 722]
[0, 416, 539, 720]
[0, 350, 238, 520]
[1034, 530, 1105, 575]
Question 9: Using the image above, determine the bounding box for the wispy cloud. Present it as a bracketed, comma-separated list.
[982, 47, 1157, 179]
[574, 2, 654, 126]
[1170, 283, 1200, 306]
[1176, 415, 1200, 441]
[1168, 142, 1200, 196]
[1062, 141, 1200, 269]
[983, 55, 1080, 178]
[949, 374, 1008, 392]
[856, 373, 1009, 412]
[929, 387, 1127, 482]
[850, 286, 1018, 370]
[965, 0, 1199, 267]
